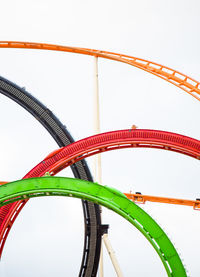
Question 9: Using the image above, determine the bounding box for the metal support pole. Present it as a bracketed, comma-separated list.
[94, 56, 102, 184]
[94, 56, 103, 277]
[103, 234, 124, 277]
[94, 56, 123, 277]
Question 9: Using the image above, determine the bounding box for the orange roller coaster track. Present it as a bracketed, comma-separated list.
[0, 41, 200, 101]
[125, 193, 200, 210]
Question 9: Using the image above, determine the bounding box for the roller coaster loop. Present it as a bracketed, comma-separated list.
[0, 76, 102, 277]
[27, 128, 200, 178]
[0, 41, 199, 101]
[1, 182, 200, 210]
[0, 176, 187, 277]
[0, 128, 199, 260]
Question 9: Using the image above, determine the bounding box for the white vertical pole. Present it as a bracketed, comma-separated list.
[94, 56, 102, 183]
[94, 56, 123, 277]
[99, 242, 104, 277]
[94, 56, 103, 277]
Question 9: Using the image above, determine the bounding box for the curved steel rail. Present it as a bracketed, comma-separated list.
[0, 41, 199, 100]
[1, 128, 199, 261]
[0, 177, 187, 277]
[2, 182, 200, 210]
[0, 76, 101, 277]
[125, 192, 200, 210]
[26, 128, 200, 178]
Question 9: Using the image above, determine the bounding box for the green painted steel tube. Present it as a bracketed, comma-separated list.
[0, 177, 186, 276]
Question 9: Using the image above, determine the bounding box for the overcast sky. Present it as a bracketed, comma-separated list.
[0, 0, 200, 276]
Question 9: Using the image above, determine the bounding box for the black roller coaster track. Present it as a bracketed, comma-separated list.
[0, 76, 102, 277]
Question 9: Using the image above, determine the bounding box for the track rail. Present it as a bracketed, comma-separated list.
[0, 128, 199, 260]
[0, 76, 101, 277]
[0, 41, 199, 101]
[25, 129, 200, 178]
[0, 177, 187, 277]
[2, 182, 200, 210]
[125, 193, 200, 210]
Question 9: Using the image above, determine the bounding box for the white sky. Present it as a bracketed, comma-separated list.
[0, 0, 200, 276]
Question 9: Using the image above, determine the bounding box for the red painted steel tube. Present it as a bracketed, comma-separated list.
[0, 129, 199, 257]
[26, 128, 200, 178]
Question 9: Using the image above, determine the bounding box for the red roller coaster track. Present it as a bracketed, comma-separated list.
[0, 129, 199, 257]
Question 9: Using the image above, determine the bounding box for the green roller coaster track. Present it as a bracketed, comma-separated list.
[0, 177, 186, 277]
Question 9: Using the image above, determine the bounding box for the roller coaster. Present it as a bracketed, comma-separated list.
[0, 41, 199, 277]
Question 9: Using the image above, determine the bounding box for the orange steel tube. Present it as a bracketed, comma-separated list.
[124, 193, 200, 210]
[0, 41, 200, 101]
